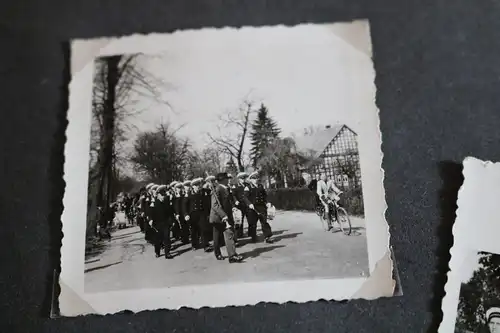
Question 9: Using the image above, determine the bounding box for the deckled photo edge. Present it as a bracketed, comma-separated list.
[439, 157, 500, 333]
[59, 20, 393, 316]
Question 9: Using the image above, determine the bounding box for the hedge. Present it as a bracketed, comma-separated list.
[267, 187, 365, 217]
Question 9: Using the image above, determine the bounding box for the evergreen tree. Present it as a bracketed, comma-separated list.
[250, 103, 281, 168]
[456, 252, 500, 332]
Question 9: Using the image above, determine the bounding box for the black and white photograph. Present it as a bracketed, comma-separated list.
[440, 158, 500, 333]
[59, 20, 394, 315]
[454, 251, 500, 333]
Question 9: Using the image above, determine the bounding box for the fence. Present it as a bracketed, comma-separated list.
[267, 187, 364, 217]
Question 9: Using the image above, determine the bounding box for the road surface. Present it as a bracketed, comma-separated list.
[84, 210, 369, 293]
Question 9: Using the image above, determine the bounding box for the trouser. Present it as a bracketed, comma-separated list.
[191, 212, 211, 249]
[171, 218, 181, 240]
[138, 216, 145, 232]
[236, 214, 245, 238]
[204, 214, 213, 242]
[153, 223, 173, 256]
[178, 217, 190, 243]
[144, 222, 155, 244]
[213, 223, 237, 257]
[246, 210, 259, 240]
[321, 201, 333, 227]
[189, 213, 201, 248]
[250, 207, 272, 238]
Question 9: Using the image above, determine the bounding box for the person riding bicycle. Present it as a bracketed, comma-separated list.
[326, 178, 343, 205]
[316, 174, 333, 230]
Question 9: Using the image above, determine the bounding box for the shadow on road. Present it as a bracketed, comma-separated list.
[84, 261, 122, 273]
[331, 226, 365, 236]
[85, 240, 110, 261]
[271, 229, 288, 236]
[235, 229, 289, 248]
[349, 226, 365, 236]
[172, 246, 194, 258]
[111, 230, 142, 241]
[271, 232, 303, 243]
[241, 245, 286, 259]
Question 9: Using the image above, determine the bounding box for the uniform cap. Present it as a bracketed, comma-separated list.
[183, 180, 192, 186]
[486, 307, 500, 322]
[174, 182, 183, 188]
[248, 171, 259, 179]
[237, 172, 249, 179]
[145, 183, 155, 190]
[216, 172, 230, 181]
[205, 175, 215, 182]
[150, 184, 159, 191]
[157, 185, 167, 192]
[191, 178, 203, 186]
[169, 181, 178, 187]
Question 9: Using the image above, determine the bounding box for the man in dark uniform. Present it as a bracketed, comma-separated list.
[136, 188, 147, 232]
[233, 172, 257, 242]
[188, 178, 213, 252]
[168, 181, 181, 241]
[181, 180, 193, 246]
[144, 184, 159, 245]
[151, 185, 175, 259]
[173, 181, 190, 244]
[248, 171, 273, 243]
[210, 172, 243, 263]
[202, 176, 214, 243]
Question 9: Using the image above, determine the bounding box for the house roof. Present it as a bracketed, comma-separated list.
[294, 124, 347, 159]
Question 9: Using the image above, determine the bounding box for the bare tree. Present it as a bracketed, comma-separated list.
[258, 137, 301, 188]
[302, 124, 325, 136]
[87, 54, 170, 238]
[130, 123, 191, 184]
[207, 98, 255, 172]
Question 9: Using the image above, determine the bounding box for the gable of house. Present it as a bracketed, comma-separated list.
[294, 124, 357, 163]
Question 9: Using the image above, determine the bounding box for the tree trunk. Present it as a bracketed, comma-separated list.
[96, 56, 121, 223]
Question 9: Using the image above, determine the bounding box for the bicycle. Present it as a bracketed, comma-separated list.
[315, 194, 352, 235]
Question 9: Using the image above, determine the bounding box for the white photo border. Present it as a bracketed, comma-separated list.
[59, 20, 394, 316]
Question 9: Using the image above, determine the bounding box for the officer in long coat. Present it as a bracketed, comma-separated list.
[248, 171, 273, 243]
[203, 176, 215, 243]
[210, 172, 243, 263]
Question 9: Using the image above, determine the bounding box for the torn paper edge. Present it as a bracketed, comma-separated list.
[439, 157, 500, 332]
[59, 20, 394, 316]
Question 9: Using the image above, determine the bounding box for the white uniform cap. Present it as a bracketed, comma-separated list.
[145, 183, 155, 190]
[191, 178, 203, 186]
[205, 175, 215, 182]
[486, 307, 500, 322]
[248, 171, 259, 179]
[237, 172, 248, 179]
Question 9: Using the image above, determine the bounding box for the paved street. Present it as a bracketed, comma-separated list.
[84, 210, 369, 293]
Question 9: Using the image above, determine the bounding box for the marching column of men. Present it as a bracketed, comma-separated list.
[131, 171, 274, 264]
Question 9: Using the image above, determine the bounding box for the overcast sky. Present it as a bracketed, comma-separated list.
[118, 21, 375, 153]
[459, 251, 482, 284]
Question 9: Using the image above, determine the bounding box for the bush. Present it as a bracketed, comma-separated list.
[267, 187, 364, 217]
